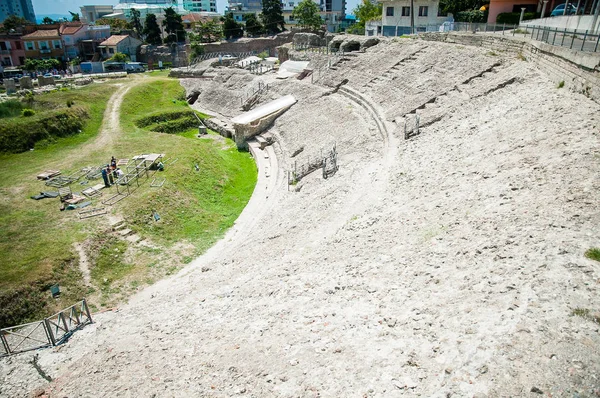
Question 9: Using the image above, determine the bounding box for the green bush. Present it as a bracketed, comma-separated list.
[135, 110, 198, 128]
[496, 12, 538, 24]
[151, 115, 198, 134]
[585, 247, 600, 262]
[0, 107, 88, 153]
[0, 100, 24, 118]
[456, 10, 488, 23]
[21, 108, 35, 117]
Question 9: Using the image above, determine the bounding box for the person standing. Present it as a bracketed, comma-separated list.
[101, 167, 110, 188]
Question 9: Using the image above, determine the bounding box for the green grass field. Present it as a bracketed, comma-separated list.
[0, 75, 257, 326]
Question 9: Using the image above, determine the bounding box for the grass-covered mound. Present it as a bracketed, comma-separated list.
[0, 76, 257, 327]
[135, 109, 200, 134]
[0, 107, 88, 153]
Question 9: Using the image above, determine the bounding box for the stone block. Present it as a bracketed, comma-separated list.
[38, 76, 55, 87]
[4, 79, 16, 94]
[19, 76, 33, 89]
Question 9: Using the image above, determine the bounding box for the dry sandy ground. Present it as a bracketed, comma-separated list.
[1, 38, 599, 398]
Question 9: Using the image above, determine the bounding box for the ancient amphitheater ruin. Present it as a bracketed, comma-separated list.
[1, 33, 599, 397]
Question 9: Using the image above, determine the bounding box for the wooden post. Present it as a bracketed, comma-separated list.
[0, 330, 11, 355]
[43, 319, 56, 346]
[61, 311, 69, 333]
[83, 299, 93, 324]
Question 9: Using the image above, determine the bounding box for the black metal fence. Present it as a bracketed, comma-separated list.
[523, 24, 600, 52]
[406, 21, 600, 53]
[0, 299, 93, 357]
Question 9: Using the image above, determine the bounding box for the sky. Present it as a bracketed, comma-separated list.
[31, 0, 361, 18]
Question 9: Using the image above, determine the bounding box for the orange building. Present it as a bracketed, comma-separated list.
[21, 29, 65, 61]
[487, 0, 541, 23]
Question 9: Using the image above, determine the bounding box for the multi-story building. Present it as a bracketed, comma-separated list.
[79, 25, 111, 61]
[99, 35, 142, 61]
[79, 5, 116, 23]
[376, 0, 449, 36]
[0, 32, 25, 67]
[114, 0, 187, 19]
[21, 29, 65, 61]
[183, 0, 217, 13]
[59, 24, 88, 60]
[0, 0, 36, 24]
[229, 0, 346, 32]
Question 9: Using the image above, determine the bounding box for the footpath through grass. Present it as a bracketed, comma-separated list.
[0, 75, 257, 327]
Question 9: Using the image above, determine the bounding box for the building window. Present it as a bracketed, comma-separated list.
[109, 48, 114, 54]
[53, 40, 61, 49]
[401, 6, 410, 16]
[15, 41, 22, 50]
[386, 6, 394, 16]
[25, 41, 34, 50]
[418, 6, 428, 16]
[39, 41, 49, 50]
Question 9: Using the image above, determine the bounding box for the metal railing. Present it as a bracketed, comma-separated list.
[408, 21, 600, 53]
[188, 51, 259, 69]
[523, 24, 600, 52]
[0, 299, 93, 357]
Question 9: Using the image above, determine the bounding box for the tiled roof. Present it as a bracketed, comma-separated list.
[182, 13, 212, 23]
[22, 29, 59, 39]
[60, 25, 84, 35]
[100, 35, 129, 46]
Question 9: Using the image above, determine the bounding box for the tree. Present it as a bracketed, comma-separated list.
[261, 0, 285, 34]
[439, 0, 484, 16]
[292, 0, 323, 31]
[244, 13, 264, 36]
[144, 14, 162, 45]
[69, 11, 80, 21]
[190, 19, 222, 43]
[163, 7, 186, 43]
[1, 15, 29, 32]
[222, 13, 243, 39]
[96, 18, 132, 33]
[347, 0, 381, 34]
[24, 58, 61, 71]
[108, 52, 129, 62]
[42, 16, 55, 24]
[130, 8, 143, 39]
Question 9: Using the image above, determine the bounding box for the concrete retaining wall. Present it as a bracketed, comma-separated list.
[204, 117, 234, 139]
[522, 15, 600, 32]
[420, 32, 600, 103]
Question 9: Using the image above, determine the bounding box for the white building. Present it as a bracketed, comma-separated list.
[114, 0, 187, 19]
[183, 0, 217, 13]
[80, 5, 116, 23]
[228, 0, 345, 32]
[376, 0, 449, 36]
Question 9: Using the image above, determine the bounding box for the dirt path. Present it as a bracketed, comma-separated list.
[73, 243, 91, 286]
[80, 77, 143, 154]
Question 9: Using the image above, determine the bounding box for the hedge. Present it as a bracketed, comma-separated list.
[0, 100, 24, 118]
[135, 110, 198, 128]
[496, 12, 538, 24]
[455, 10, 488, 23]
[150, 115, 199, 134]
[0, 107, 88, 153]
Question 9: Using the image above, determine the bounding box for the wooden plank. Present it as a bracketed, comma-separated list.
[37, 170, 61, 180]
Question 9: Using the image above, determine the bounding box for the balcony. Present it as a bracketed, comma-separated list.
[0, 49, 11, 54]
